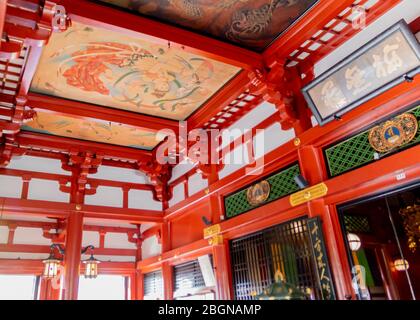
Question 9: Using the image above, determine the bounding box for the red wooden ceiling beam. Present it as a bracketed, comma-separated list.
[0, 108, 13, 119]
[0, 259, 135, 275]
[26, 93, 179, 134]
[300, 0, 402, 73]
[0, 243, 137, 257]
[187, 71, 253, 130]
[0, 259, 44, 275]
[0, 2, 6, 51]
[410, 16, 420, 33]
[263, 0, 401, 69]
[0, 197, 70, 219]
[55, 0, 263, 71]
[165, 78, 420, 221]
[80, 203, 163, 223]
[0, 167, 154, 192]
[80, 261, 136, 276]
[263, 0, 357, 66]
[0, 219, 139, 234]
[15, 131, 152, 162]
[23, 149, 139, 170]
[137, 238, 211, 273]
[0, 197, 163, 223]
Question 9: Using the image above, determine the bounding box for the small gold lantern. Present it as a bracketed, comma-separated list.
[82, 245, 100, 279]
[43, 244, 64, 278]
[393, 259, 410, 272]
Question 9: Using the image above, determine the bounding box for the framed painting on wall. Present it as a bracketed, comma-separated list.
[302, 20, 420, 126]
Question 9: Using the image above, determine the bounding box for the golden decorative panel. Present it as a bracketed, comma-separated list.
[289, 183, 328, 207]
[22, 111, 164, 150]
[30, 22, 241, 121]
[203, 224, 221, 239]
[246, 180, 271, 206]
[368, 113, 418, 153]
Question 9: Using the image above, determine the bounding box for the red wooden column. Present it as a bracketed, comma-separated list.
[0, 0, 6, 48]
[133, 271, 144, 300]
[208, 193, 224, 225]
[39, 278, 49, 300]
[60, 155, 90, 300]
[132, 234, 143, 300]
[212, 240, 232, 300]
[161, 195, 173, 300]
[207, 187, 231, 299]
[39, 278, 61, 300]
[298, 145, 355, 300]
[162, 262, 174, 300]
[62, 210, 84, 300]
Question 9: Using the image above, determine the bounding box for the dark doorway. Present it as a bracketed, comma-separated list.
[230, 217, 323, 300]
[339, 184, 420, 300]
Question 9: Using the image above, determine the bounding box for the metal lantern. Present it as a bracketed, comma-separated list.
[42, 257, 61, 279]
[43, 244, 64, 278]
[83, 254, 100, 279]
[394, 259, 410, 272]
[347, 233, 362, 251]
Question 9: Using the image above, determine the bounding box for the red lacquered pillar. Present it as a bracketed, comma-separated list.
[298, 145, 355, 300]
[212, 241, 232, 300]
[162, 262, 174, 300]
[62, 210, 84, 300]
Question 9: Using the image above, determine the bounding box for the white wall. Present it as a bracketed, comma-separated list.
[8, 156, 69, 175]
[253, 123, 295, 159]
[89, 165, 148, 184]
[168, 183, 185, 207]
[0, 175, 22, 198]
[141, 236, 162, 260]
[129, 190, 162, 211]
[0, 226, 9, 244]
[84, 186, 123, 207]
[13, 227, 51, 245]
[104, 233, 136, 250]
[82, 231, 100, 248]
[188, 173, 208, 196]
[28, 179, 69, 203]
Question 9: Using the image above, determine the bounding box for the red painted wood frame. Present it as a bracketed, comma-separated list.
[140, 74, 420, 300]
[1, 0, 418, 300]
[0, 259, 136, 300]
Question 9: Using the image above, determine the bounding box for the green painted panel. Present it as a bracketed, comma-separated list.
[225, 164, 301, 219]
[325, 104, 420, 177]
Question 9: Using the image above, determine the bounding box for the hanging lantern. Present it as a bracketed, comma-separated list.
[83, 254, 100, 279]
[347, 233, 361, 251]
[43, 257, 61, 279]
[394, 259, 409, 272]
[43, 244, 63, 278]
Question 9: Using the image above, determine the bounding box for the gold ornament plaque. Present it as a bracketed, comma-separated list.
[246, 180, 271, 206]
[369, 113, 418, 153]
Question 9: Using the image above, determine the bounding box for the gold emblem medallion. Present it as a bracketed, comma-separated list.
[246, 180, 271, 206]
[368, 113, 418, 153]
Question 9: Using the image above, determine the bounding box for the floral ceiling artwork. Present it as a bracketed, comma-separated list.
[96, 0, 318, 51]
[30, 22, 241, 121]
[22, 112, 165, 150]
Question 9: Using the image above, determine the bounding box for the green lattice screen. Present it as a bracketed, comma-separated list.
[325, 104, 420, 177]
[344, 215, 371, 233]
[224, 164, 301, 219]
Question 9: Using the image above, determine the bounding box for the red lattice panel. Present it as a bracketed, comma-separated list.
[286, 0, 401, 71]
[202, 90, 262, 131]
